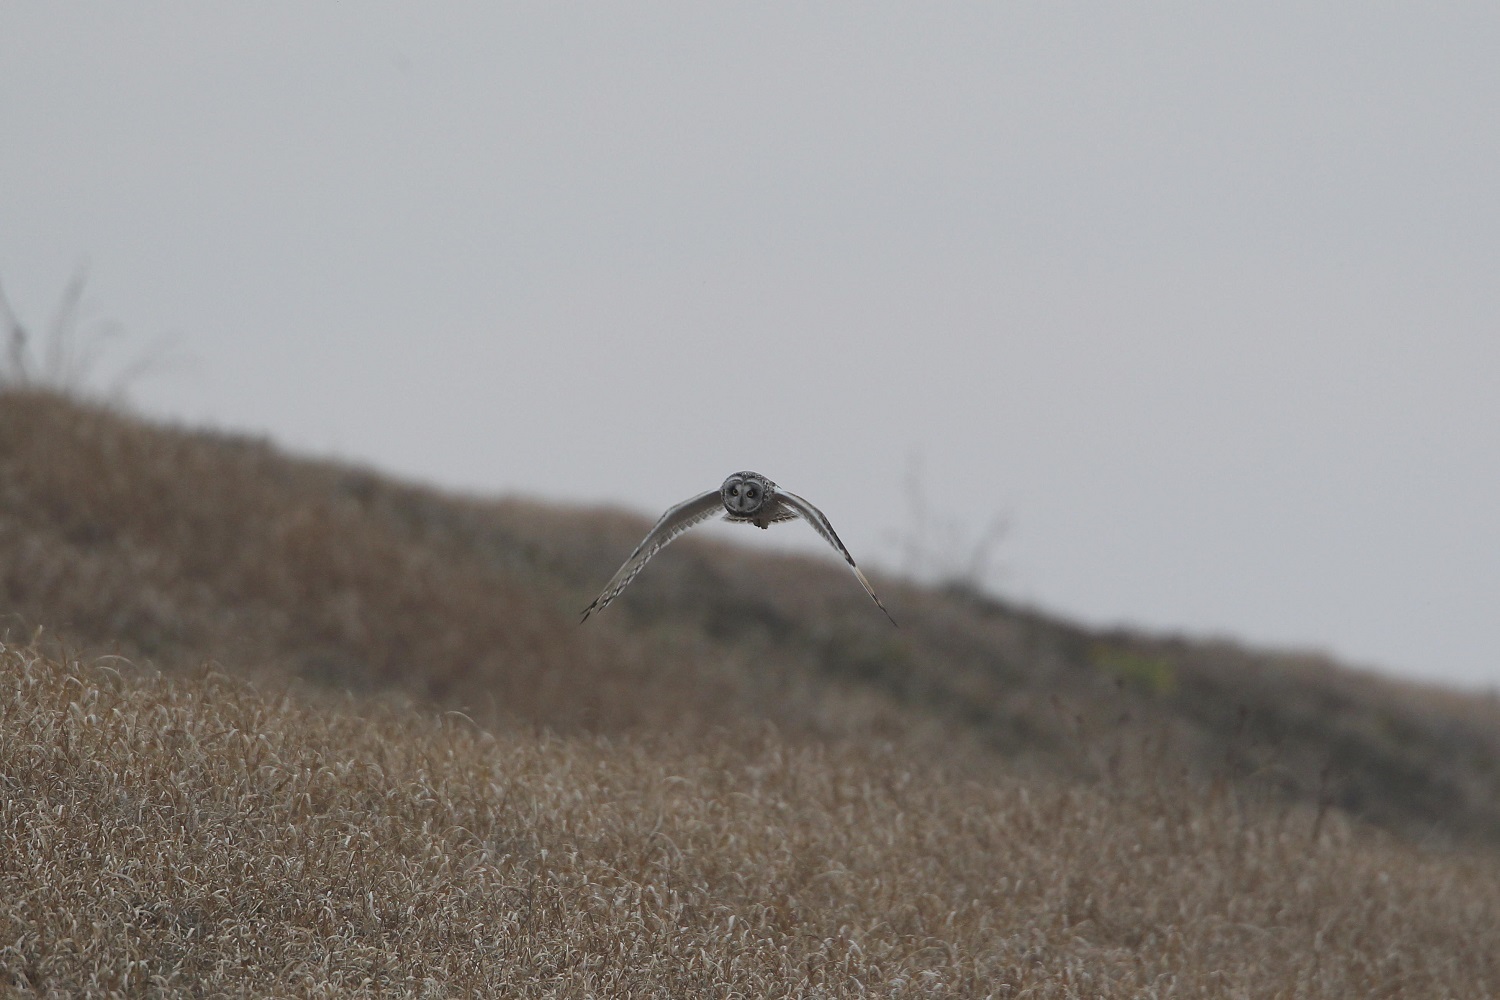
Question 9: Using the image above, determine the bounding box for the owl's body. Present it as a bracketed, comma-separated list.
[581, 471, 895, 625]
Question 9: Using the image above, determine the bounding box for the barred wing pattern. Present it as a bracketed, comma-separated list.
[579, 490, 722, 622]
[581, 472, 896, 626]
[772, 490, 897, 626]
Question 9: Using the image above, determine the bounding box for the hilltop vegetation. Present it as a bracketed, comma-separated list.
[2, 389, 1499, 996]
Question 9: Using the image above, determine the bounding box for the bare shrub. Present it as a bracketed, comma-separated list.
[0, 273, 177, 401]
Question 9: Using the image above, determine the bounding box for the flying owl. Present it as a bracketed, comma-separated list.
[581, 471, 896, 625]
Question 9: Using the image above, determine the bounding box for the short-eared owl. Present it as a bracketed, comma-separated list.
[581, 471, 896, 625]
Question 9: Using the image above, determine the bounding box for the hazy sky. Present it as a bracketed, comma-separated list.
[2, 5, 1496, 687]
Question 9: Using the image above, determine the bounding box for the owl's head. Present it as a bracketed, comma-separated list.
[721, 471, 775, 516]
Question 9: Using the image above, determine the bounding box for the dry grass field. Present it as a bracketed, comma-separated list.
[2, 389, 1500, 996]
[4, 642, 1498, 997]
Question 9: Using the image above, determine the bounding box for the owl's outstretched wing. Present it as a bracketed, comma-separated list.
[773, 490, 897, 626]
[581, 490, 723, 621]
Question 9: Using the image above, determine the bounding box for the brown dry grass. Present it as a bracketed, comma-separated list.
[3, 641, 1497, 998]
[3, 389, 1499, 846]
[3, 389, 1500, 995]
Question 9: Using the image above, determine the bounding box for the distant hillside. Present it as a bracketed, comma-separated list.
[3, 389, 1499, 846]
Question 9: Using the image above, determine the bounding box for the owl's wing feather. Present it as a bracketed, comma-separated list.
[773, 490, 897, 626]
[580, 489, 723, 621]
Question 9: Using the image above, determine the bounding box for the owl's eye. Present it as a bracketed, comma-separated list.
[746, 487, 758, 499]
[729, 485, 740, 496]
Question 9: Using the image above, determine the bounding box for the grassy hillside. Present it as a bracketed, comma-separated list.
[3, 390, 1498, 844]
[2, 389, 1499, 995]
[4, 640, 1497, 997]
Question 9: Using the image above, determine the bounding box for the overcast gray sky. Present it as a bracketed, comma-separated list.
[2, 5, 1496, 687]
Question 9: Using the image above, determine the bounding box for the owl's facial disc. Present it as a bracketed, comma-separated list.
[721, 471, 770, 515]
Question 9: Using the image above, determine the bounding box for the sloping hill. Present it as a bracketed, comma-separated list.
[3, 389, 1500, 997]
[2, 389, 1499, 846]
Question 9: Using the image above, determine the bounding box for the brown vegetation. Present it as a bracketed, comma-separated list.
[2, 389, 1499, 996]
[3, 390, 1498, 842]
[4, 642, 1498, 997]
